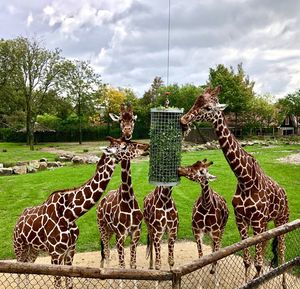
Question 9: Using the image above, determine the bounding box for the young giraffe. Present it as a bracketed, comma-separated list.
[178, 159, 229, 286]
[97, 141, 149, 269]
[98, 104, 148, 269]
[109, 103, 137, 140]
[143, 186, 178, 270]
[13, 137, 147, 289]
[181, 86, 289, 287]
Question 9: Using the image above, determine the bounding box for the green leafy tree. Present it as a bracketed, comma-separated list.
[208, 63, 255, 129]
[0, 37, 62, 150]
[58, 59, 102, 144]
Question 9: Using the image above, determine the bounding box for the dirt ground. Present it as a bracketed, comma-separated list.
[31, 240, 211, 269]
[278, 152, 300, 164]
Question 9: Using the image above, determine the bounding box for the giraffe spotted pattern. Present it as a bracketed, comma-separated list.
[178, 159, 229, 287]
[181, 86, 289, 288]
[13, 137, 147, 289]
[143, 186, 178, 270]
[97, 142, 149, 269]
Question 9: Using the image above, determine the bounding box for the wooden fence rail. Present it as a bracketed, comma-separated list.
[0, 219, 299, 288]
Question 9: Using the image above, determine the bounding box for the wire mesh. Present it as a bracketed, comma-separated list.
[149, 108, 183, 186]
[180, 226, 300, 289]
[0, 273, 172, 289]
[1, 223, 299, 289]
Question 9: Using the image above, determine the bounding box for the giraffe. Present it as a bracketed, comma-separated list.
[180, 86, 289, 287]
[178, 159, 229, 286]
[97, 140, 149, 269]
[109, 103, 137, 140]
[143, 186, 178, 270]
[13, 137, 148, 289]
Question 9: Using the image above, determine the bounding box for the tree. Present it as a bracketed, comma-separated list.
[0, 37, 63, 150]
[58, 59, 102, 144]
[208, 63, 255, 129]
[245, 94, 278, 135]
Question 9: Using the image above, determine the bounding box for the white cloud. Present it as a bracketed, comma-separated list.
[27, 12, 33, 27]
[1, 0, 300, 98]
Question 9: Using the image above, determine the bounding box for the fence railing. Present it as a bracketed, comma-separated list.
[1, 219, 300, 289]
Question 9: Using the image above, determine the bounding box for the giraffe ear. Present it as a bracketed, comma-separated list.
[212, 85, 222, 95]
[215, 103, 227, 111]
[109, 113, 120, 122]
[204, 86, 212, 94]
[133, 114, 137, 121]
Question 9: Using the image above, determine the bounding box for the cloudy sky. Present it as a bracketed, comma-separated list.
[0, 0, 300, 98]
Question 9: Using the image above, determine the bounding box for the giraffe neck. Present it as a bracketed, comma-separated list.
[159, 186, 173, 201]
[212, 112, 256, 180]
[64, 153, 116, 221]
[120, 159, 134, 200]
[200, 180, 213, 206]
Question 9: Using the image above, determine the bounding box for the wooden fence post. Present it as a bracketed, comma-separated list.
[172, 269, 182, 289]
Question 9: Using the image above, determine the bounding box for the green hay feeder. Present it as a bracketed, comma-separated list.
[149, 107, 183, 186]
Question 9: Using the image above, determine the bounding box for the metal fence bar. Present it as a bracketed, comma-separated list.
[178, 219, 300, 276]
[237, 257, 300, 289]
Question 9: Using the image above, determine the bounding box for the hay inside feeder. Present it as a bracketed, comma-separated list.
[149, 107, 183, 186]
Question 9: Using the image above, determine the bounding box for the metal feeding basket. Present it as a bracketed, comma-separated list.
[149, 107, 183, 186]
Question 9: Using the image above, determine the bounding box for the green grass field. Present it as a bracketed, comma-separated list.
[0, 141, 299, 261]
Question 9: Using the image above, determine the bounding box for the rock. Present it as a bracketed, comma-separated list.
[0, 163, 3, 169]
[47, 162, 62, 168]
[72, 156, 86, 164]
[59, 153, 74, 161]
[27, 165, 37, 174]
[29, 160, 40, 169]
[0, 168, 13, 176]
[40, 158, 48, 163]
[16, 161, 29, 166]
[86, 155, 100, 164]
[13, 165, 27, 175]
[38, 161, 48, 171]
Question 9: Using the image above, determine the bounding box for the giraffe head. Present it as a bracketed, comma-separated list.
[104, 136, 149, 162]
[178, 159, 216, 184]
[181, 85, 226, 132]
[109, 103, 137, 140]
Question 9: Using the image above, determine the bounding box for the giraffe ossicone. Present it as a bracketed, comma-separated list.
[109, 103, 137, 140]
[181, 86, 289, 288]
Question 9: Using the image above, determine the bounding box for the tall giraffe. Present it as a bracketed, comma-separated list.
[97, 141, 149, 269]
[181, 86, 289, 287]
[13, 137, 147, 289]
[143, 186, 178, 270]
[109, 103, 137, 140]
[178, 159, 229, 286]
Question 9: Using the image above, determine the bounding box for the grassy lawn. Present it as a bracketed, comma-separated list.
[0, 141, 299, 262]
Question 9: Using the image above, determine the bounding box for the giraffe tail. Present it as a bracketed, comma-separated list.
[271, 236, 279, 268]
[100, 239, 105, 260]
[146, 233, 151, 259]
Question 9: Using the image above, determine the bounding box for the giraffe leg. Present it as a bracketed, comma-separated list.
[130, 228, 141, 269]
[148, 233, 154, 270]
[64, 245, 76, 289]
[168, 227, 177, 270]
[193, 227, 203, 259]
[236, 218, 251, 282]
[275, 219, 288, 289]
[210, 233, 221, 288]
[253, 223, 267, 278]
[99, 225, 111, 268]
[116, 233, 126, 269]
[51, 253, 65, 289]
[153, 231, 163, 270]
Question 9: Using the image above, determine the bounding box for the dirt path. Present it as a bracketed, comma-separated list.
[278, 152, 300, 164]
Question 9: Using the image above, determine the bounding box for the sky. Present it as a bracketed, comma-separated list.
[0, 0, 300, 99]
